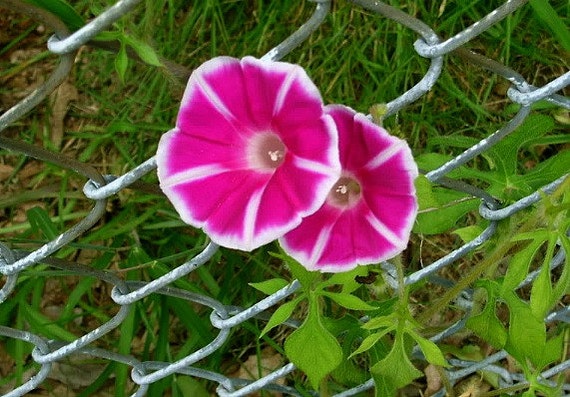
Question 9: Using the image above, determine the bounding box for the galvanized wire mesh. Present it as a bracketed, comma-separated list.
[0, 0, 569, 396]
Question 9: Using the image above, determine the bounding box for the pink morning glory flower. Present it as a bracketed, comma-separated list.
[280, 105, 418, 272]
[156, 56, 341, 251]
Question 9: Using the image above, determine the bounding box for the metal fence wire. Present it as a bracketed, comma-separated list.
[0, 0, 569, 396]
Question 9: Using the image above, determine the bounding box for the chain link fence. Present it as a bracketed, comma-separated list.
[0, 0, 569, 396]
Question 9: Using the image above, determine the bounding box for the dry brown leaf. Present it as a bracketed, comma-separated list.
[423, 364, 442, 397]
[12, 201, 46, 223]
[0, 343, 15, 377]
[49, 80, 78, 150]
[48, 359, 108, 389]
[9, 49, 42, 64]
[18, 161, 44, 181]
[0, 368, 37, 395]
[456, 376, 491, 397]
[230, 347, 285, 397]
[0, 164, 14, 182]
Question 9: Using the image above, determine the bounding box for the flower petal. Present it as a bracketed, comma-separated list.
[156, 56, 340, 251]
[166, 170, 268, 248]
[157, 128, 248, 177]
[255, 156, 340, 232]
[280, 104, 418, 272]
[361, 151, 418, 241]
[280, 201, 406, 272]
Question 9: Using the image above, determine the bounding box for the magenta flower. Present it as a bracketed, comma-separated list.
[156, 56, 340, 251]
[280, 105, 418, 272]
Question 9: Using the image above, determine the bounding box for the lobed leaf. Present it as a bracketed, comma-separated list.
[349, 329, 393, 359]
[280, 254, 320, 289]
[249, 278, 290, 295]
[319, 291, 376, 311]
[503, 292, 547, 370]
[529, 240, 555, 319]
[453, 224, 485, 244]
[552, 234, 570, 300]
[532, 332, 565, 372]
[466, 285, 508, 349]
[519, 151, 570, 193]
[321, 266, 370, 294]
[362, 314, 397, 330]
[501, 236, 544, 294]
[413, 176, 479, 235]
[488, 114, 555, 179]
[284, 298, 342, 390]
[260, 298, 299, 337]
[408, 330, 448, 367]
[371, 333, 422, 397]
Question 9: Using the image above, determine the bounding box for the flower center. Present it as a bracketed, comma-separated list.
[249, 133, 287, 170]
[328, 176, 361, 208]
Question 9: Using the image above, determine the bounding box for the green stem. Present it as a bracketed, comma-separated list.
[319, 377, 330, 397]
[418, 210, 538, 324]
[393, 255, 406, 304]
[479, 384, 530, 396]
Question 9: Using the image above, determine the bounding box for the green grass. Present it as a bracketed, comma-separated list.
[0, 0, 568, 395]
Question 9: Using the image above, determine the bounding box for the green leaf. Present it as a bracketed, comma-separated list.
[371, 333, 422, 396]
[322, 266, 370, 294]
[174, 376, 210, 397]
[422, 115, 565, 202]
[284, 297, 342, 390]
[349, 329, 392, 358]
[319, 291, 376, 311]
[520, 151, 570, 193]
[489, 114, 554, 177]
[503, 292, 546, 369]
[124, 36, 162, 67]
[414, 153, 453, 175]
[511, 229, 552, 242]
[362, 314, 397, 330]
[115, 43, 128, 83]
[529, 238, 555, 319]
[427, 135, 480, 150]
[453, 225, 485, 244]
[321, 313, 361, 337]
[26, 206, 59, 240]
[552, 234, 570, 300]
[413, 177, 479, 235]
[260, 298, 299, 337]
[276, 252, 320, 289]
[536, 332, 564, 370]
[466, 288, 507, 349]
[413, 174, 439, 211]
[331, 358, 369, 387]
[249, 278, 290, 295]
[441, 344, 484, 362]
[25, 0, 85, 31]
[82, 204, 161, 242]
[22, 304, 76, 342]
[529, 0, 570, 52]
[408, 330, 448, 367]
[501, 237, 544, 293]
[483, 114, 557, 199]
[92, 31, 121, 42]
